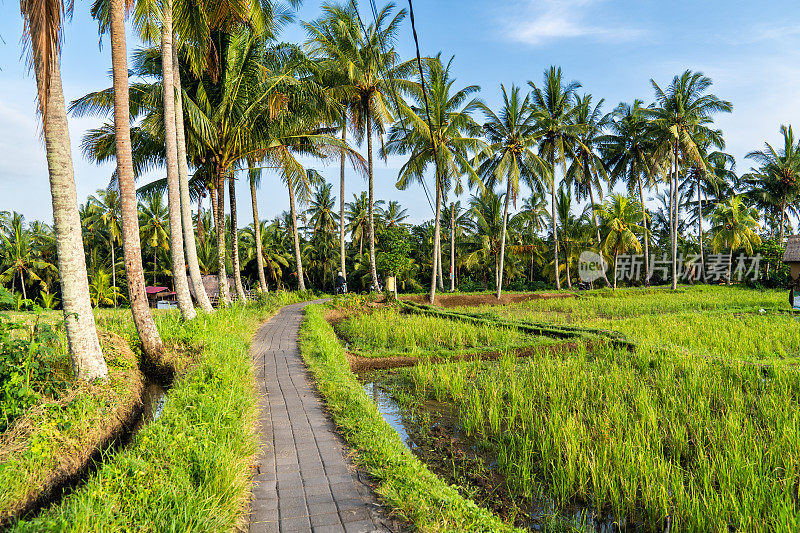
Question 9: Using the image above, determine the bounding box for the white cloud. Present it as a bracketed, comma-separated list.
[500, 0, 648, 46]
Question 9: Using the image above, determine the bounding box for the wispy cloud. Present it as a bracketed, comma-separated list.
[500, 0, 648, 46]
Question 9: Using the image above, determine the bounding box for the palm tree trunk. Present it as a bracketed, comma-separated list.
[613, 254, 618, 290]
[160, 2, 196, 320]
[287, 181, 306, 291]
[551, 164, 561, 290]
[450, 202, 455, 292]
[20, 271, 27, 302]
[564, 241, 572, 289]
[197, 196, 204, 242]
[697, 178, 705, 282]
[249, 167, 267, 292]
[153, 248, 157, 286]
[173, 38, 212, 313]
[496, 181, 511, 299]
[780, 201, 786, 245]
[429, 180, 442, 304]
[27, 14, 105, 380]
[228, 174, 247, 302]
[214, 171, 231, 306]
[110, 0, 164, 357]
[366, 112, 379, 290]
[671, 141, 678, 290]
[437, 229, 444, 290]
[637, 175, 650, 282]
[111, 241, 116, 307]
[340, 112, 347, 282]
[727, 249, 733, 285]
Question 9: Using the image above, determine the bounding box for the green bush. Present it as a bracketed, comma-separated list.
[0, 314, 64, 432]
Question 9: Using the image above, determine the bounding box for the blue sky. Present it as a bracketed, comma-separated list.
[2, 0, 800, 225]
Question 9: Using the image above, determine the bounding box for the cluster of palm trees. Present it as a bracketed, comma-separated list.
[16, 0, 793, 380]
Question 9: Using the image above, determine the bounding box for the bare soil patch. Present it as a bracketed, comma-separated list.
[400, 292, 575, 308]
[347, 340, 603, 372]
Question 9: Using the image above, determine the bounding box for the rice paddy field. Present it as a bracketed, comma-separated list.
[340, 286, 800, 532]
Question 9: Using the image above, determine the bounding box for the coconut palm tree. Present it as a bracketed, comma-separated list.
[139, 190, 171, 285]
[596, 194, 646, 289]
[311, 2, 412, 292]
[247, 163, 268, 292]
[0, 214, 56, 301]
[108, 0, 164, 356]
[475, 84, 547, 297]
[378, 201, 409, 228]
[86, 188, 123, 306]
[345, 192, 377, 256]
[602, 100, 660, 280]
[528, 66, 583, 290]
[647, 70, 732, 289]
[744, 125, 800, 245]
[710, 196, 761, 284]
[19, 0, 108, 379]
[387, 55, 484, 302]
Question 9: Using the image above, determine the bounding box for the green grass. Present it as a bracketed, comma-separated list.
[9, 291, 313, 532]
[300, 303, 522, 532]
[484, 285, 786, 325]
[405, 346, 800, 532]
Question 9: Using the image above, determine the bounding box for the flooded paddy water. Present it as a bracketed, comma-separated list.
[359, 368, 639, 532]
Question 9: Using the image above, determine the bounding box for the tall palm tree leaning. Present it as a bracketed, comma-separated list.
[647, 70, 732, 289]
[475, 84, 546, 298]
[173, 39, 214, 312]
[529, 66, 583, 290]
[387, 55, 484, 304]
[159, 0, 196, 319]
[20, 0, 108, 380]
[110, 0, 164, 357]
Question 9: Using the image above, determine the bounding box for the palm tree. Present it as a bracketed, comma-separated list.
[247, 163, 268, 292]
[20, 0, 108, 379]
[519, 192, 548, 281]
[303, 2, 361, 284]
[139, 190, 171, 285]
[596, 194, 646, 289]
[602, 100, 659, 280]
[388, 55, 484, 303]
[647, 70, 732, 289]
[476, 84, 547, 297]
[378, 200, 409, 228]
[710, 196, 761, 284]
[345, 192, 377, 256]
[744, 125, 800, 245]
[86, 188, 122, 306]
[312, 2, 412, 292]
[567, 93, 611, 286]
[529, 66, 583, 290]
[109, 0, 164, 357]
[0, 214, 55, 300]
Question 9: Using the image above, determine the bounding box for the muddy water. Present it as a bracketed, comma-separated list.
[359, 370, 646, 532]
[134, 381, 168, 431]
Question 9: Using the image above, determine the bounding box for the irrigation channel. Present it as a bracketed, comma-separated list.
[359, 368, 646, 532]
[10, 375, 169, 526]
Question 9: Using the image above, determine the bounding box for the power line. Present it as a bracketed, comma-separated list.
[349, 0, 435, 215]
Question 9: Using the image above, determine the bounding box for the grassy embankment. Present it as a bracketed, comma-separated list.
[301, 300, 523, 532]
[6, 291, 311, 531]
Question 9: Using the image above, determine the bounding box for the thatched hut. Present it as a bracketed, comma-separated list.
[782, 236, 800, 307]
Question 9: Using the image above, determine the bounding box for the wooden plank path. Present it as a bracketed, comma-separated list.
[249, 301, 387, 533]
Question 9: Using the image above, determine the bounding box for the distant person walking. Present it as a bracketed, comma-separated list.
[335, 271, 347, 294]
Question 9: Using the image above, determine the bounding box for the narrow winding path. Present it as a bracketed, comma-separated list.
[249, 301, 386, 533]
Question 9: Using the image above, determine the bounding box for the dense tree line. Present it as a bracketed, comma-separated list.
[14, 0, 792, 378]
